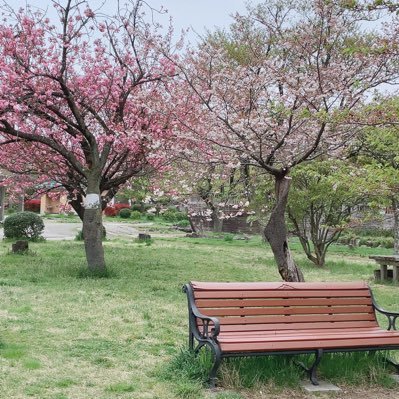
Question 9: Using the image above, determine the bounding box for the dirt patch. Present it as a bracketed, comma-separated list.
[207, 384, 397, 399]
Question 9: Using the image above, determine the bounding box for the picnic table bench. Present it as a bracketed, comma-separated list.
[369, 255, 399, 282]
[183, 281, 399, 387]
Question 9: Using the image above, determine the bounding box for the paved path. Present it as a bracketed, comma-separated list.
[0, 220, 142, 240]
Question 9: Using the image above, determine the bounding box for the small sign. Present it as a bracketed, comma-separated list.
[84, 193, 100, 209]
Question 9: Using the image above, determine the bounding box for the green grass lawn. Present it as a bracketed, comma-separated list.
[0, 236, 398, 399]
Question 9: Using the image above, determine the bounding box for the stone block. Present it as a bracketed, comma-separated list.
[301, 381, 341, 392]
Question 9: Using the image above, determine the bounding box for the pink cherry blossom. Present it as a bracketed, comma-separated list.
[0, 0, 183, 272]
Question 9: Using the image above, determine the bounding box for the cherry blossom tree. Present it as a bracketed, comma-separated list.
[159, 138, 252, 234]
[171, 0, 399, 281]
[0, 0, 179, 272]
[173, 161, 252, 233]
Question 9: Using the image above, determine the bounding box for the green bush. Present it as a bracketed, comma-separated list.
[142, 204, 152, 212]
[157, 196, 172, 206]
[380, 238, 393, 249]
[146, 214, 155, 221]
[119, 208, 131, 219]
[357, 236, 394, 248]
[175, 219, 190, 228]
[337, 236, 349, 245]
[162, 209, 188, 223]
[131, 203, 143, 212]
[75, 230, 84, 241]
[224, 233, 234, 242]
[4, 212, 44, 240]
[354, 228, 393, 238]
[131, 210, 142, 220]
[339, 228, 395, 248]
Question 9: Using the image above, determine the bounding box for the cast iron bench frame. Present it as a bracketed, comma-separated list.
[183, 281, 399, 387]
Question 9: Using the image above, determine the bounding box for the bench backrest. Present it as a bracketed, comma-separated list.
[190, 281, 378, 332]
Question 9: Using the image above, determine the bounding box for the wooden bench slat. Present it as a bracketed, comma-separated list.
[220, 327, 383, 338]
[220, 336, 399, 353]
[216, 313, 376, 325]
[196, 297, 373, 308]
[191, 281, 368, 291]
[194, 289, 371, 299]
[201, 305, 373, 317]
[218, 320, 379, 332]
[219, 329, 398, 342]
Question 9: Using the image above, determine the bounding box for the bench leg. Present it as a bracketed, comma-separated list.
[209, 344, 222, 388]
[309, 349, 323, 385]
[295, 349, 323, 385]
[194, 342, 205, 354]
[189, 330, 194, 351]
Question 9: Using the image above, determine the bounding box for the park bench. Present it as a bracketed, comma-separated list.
[183, 281, 399, 387]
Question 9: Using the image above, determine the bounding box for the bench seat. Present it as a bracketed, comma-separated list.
[183, 281, 399, 386]
[218, 327, 399, 352]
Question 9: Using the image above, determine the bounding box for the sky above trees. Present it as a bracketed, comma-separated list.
[6, 0, 256, 42]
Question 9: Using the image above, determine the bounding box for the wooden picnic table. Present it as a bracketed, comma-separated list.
[369, 255, 399, 282]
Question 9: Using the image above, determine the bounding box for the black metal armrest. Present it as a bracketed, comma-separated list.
[190, 305, 220, 338]
[371, 290, 399, 330]
[374, 304, 399, 317]
[183, 283, 221, 340]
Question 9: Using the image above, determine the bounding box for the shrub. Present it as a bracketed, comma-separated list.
[104, 206, 117, 217]
[337, 236, 352, 245]
[355, 228, 393, 238]
[131, 203, 143, 212]
[119, 208, 131, 219]
[157, 196, 172, 206]
[358, 236, 394, 248]
[131, 210, 142, 220]
[4, 212, 44, 240]
[75, 229, 84, 241]
[142, 203, 152, 212]
[224, 233, 234, 242]
[162, 209, 188, 223]
[24, 199, 41, 213]
[114, 203, 130, 212]
[146, 214, 155, 221]
[175, 219, 190, 228]
[105, 204, 130, 217]
[382, 238, 394, 249]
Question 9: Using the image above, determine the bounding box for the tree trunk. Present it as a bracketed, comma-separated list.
[0, 185, 5, 222]
[287, 208, 319, 266]
[212, 208, 223, 233]
[314, 242, 326, 267]
[392, 198, 399, 255]
[17, 193, 24, 212]
[69, 193, 85, 220]
[264, 176, 304, 282]
[82, 176, 106, 273]
[311, 225, 325, 267]
[188, 217, 197, 233]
